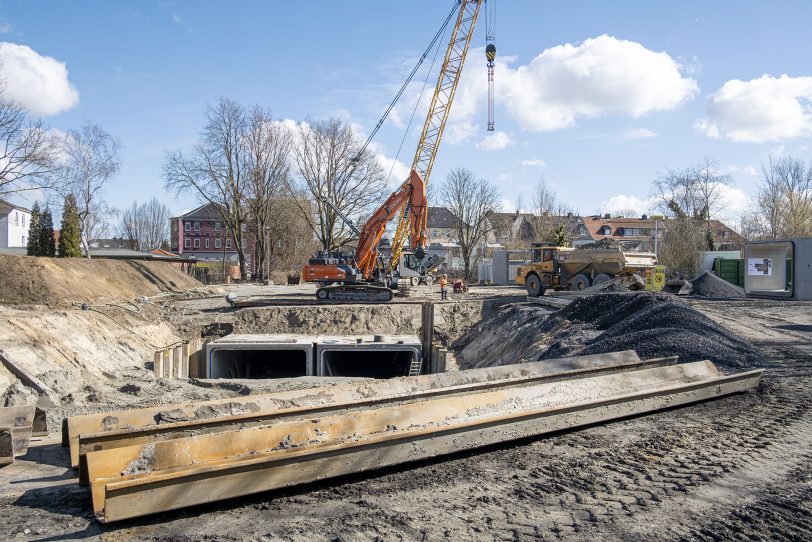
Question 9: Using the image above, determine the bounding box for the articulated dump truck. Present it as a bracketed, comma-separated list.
[516, 243, 657, 296]
[65, 350, 762, 523]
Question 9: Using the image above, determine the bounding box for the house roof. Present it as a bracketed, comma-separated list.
[172, 202, 224, 220]
[0, 199, 32, 215]
[426, 206, 460, 229]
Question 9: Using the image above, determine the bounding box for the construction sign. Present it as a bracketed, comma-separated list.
[645, 265, 666, 292]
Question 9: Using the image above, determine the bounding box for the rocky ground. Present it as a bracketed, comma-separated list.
[0, 281, 810, 541]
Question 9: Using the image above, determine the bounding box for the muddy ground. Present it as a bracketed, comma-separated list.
[1, 284, 811, 540]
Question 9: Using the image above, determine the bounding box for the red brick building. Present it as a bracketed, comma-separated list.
[170, 203, 255, 272]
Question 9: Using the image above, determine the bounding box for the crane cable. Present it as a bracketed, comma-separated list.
[384, 1, 452, 186]
[354, 0, 461, 163]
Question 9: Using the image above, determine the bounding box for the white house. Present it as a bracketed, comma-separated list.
[0, 200, 32, 249]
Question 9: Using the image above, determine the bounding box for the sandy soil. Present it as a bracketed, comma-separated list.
[0, 255, 205, 306]
[0, 289, 810, 540]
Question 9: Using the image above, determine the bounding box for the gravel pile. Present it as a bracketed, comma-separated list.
[454, 291, 763, 371]
[691, 270, 746, 298]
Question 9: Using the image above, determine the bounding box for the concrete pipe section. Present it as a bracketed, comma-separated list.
[316, 335, 423, 378]
[206, 334, 317, 379]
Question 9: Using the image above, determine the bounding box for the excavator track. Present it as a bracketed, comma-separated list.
[316, 284, 394, 303]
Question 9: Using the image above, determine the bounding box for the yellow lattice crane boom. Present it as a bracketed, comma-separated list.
[389, 0, 484, 271]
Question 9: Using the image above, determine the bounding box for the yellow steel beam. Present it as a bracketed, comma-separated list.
[85, 361, 762, 522]
[66, 350, 643, 467]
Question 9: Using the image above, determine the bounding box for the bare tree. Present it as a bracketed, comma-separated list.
[59, 123, 121, 257]
[291, 118, 386, 250]
[652, 156, 732, 249]
[0, 78, 60, 198]
[164, 98, 251, 277]
[529, 177, 576, 244]
[242, 107, 293, 277]
[658, 217, 705, 278]
[440, 167, 501, 279]
[119, 198, 171, 251]
[751, 155, 812, 238]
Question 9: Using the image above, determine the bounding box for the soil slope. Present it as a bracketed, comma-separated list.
[0, 255, 202, 306]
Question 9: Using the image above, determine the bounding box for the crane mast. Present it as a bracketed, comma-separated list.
[388, 0, 484, 271]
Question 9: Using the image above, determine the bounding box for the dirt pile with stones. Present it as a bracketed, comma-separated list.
[453, 291, 763, 371]
[690, 270, 746, 298]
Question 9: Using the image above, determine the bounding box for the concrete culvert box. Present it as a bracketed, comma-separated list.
[316, 335, 422, 378]
[206, 334, 316, 379]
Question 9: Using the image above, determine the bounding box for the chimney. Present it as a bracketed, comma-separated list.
[642, 214, 648, 220]
[567, 212, 573, 218]
[604, 213, 611, 219]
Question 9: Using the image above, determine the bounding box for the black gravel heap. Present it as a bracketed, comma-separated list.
[542, 291, 763, 370]
[691, 270, 746, 298]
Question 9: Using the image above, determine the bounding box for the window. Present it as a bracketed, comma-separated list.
[22, 235, 26, 245]
[215, 238, 221, 249]
[599, 225, 611, 236]
[22, 214, 25, 226]
[215, 222, 221, 231]
[205, 238, 209, 249]
[14, 212, 18, 226]
[226, 239, 231, 249]
[194, 221, 200, 232]
[184, 238, 191, 248]
[241, 238, 247, 248]
[184, 222, 191, 232]
[193, 238, 200, 248]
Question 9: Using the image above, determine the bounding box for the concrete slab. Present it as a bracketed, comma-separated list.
[315, 335, 422, 378]
[206, 334, 317, 378]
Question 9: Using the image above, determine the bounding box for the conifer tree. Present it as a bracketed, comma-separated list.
[26, 201, 41, 256]
[57, 194, 82, 257]
[39, 206, 56, 256]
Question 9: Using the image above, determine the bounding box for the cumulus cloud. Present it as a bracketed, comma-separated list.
[447, 35, 697, 139]
[0, 42, 79, 116]
[600, 194, 657, 217]
[695, 75, 812, 143]
[475, 130, 512, 151]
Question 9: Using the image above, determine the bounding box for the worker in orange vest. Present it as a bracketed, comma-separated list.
[439, 273, 448, 300]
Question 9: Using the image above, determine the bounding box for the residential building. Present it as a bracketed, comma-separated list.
[0, 200, 32, 249]
[170, 203, 255, 273]
[486, 210, 590, 247]
[580, 214, 743, 251]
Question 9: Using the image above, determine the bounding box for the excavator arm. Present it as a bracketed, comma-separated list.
[355, 170, 427, 279]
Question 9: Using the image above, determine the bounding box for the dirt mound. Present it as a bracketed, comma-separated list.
[0, 255, 203, 305]
[691, 270, 746, 298]
[454, 292, 763, 371]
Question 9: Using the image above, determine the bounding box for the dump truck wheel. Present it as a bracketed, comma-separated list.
[571, 273, 591, 291]
[593, 273, 613, 284]
[525, 274, 543, 297]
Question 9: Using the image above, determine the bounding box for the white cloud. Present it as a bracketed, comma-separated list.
[0, 22, 13, 34]
[728, 165, 758, 177]
[520, 159, 546, 168]
[600, 194, 657, 217]
[0, 42, 79, 116]
[621, 127, 657, 140]
[475, 130, 512, 151]
[717, 184, 750, 217]
[695, 75, 812, 143]
[447, 35, 697, 140]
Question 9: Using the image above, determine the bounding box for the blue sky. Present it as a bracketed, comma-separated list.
[2, 0, 811, 224]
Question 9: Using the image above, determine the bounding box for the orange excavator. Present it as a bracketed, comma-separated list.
[303, 171, 427, 302]
[303, 0, 488, 302]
